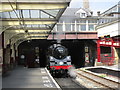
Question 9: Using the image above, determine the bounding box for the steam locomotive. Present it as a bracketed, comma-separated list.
[46, 44, 72, 77]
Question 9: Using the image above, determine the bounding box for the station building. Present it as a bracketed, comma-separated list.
[48, 7, 98, 67]
[96, 2, 120, 66]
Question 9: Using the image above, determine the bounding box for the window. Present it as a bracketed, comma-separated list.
[81, 13, 85, 17]
[71, 24, 79, 31]
[76, 24, 79, 31]
[71, 24, 77, 31]
[100, 46, 111, 54]
[57, 24, 63, 32]
[79, 20, 86, 23]
[81, 25, 86, 31]
[88, 20, 97, 23]
[53, 25, 57, 32]
[66, 24, 71, 31]
[31, 10, 39, 18]
[118, 6, 120, 12]
[88, 25, 94, 31]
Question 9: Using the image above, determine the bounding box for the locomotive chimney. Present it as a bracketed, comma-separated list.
[57, 40, 61, 44]
[83, 0, 89, 9]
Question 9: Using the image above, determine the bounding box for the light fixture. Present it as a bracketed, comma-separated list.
[59, 62, 63, 65]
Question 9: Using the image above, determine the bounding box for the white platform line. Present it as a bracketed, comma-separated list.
[45, 68, 62, 90]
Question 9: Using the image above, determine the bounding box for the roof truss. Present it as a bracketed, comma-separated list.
[1, 0, 71, 47]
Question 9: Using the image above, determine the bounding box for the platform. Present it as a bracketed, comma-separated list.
[2, 66, 60, 89]
[83, 64, 120, 71]
[76, 65, 120, 86]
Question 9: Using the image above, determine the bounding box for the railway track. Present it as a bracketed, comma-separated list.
[76, 69, 120, 89]
[54, 77, 87, 90]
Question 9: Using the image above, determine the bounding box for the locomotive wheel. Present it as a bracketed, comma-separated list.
[60, 69, 63, 74]
[50, 70, 55, 77]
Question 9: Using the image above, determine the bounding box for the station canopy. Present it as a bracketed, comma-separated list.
[0, 0, 71, 45]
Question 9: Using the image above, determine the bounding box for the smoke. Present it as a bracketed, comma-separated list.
[68, 66, 77, 78]
[56, 31, 63, 43]
[56, 22, 65, 43]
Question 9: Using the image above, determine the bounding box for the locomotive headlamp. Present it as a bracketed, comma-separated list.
[59, 62, 63, 65]
[67, 56, 70, 60]
[50, 56, 54, 60]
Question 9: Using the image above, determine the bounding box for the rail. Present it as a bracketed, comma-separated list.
[76, 69, 120, 89]
[54, 77, 87, 90]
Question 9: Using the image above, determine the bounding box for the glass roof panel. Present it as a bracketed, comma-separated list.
[32, 25, 39, 28]
[43, 9, 60, 17]
[2, 12, 10, 18]
[1, 9, 60, 19]
[31, 10, 39, 18]
[40, 24, 47, 27]
[26, 25, 32, 28]
[41, 11, 51, 18]
[10, 10, 18, 18]
[23, 10, 29, 18]
[26, 24, 49, 29]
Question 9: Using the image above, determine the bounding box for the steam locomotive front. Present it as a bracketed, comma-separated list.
[47, 44, 72, 76]
[53, 45, 68, 60]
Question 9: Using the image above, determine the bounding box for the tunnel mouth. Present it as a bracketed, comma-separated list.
[18, 39, 85, 68]
[61, 40, 85, 68]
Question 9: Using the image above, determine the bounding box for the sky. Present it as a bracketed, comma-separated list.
[69, 0, 120, 14]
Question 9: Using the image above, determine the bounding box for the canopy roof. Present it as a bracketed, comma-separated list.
[1, 0, 71, 46]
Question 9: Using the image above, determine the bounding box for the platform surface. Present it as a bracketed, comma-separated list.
[84, 64, 120, 71]
[2, 66, 59, 89]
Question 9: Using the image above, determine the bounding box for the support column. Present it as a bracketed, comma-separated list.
[63, 21, 65, 32]
[0, 33, 3, 74]
[86, 20, 89, 31]
[111, 38, 115, 64]
[2, 32, 5, 64]
[75, 20, 77, 32]
[97, 39, 101, 62]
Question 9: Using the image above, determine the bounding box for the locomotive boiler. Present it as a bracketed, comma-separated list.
[46, 44, 72, 77]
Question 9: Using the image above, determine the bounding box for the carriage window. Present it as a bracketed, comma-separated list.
[100, 46, 111, 54]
